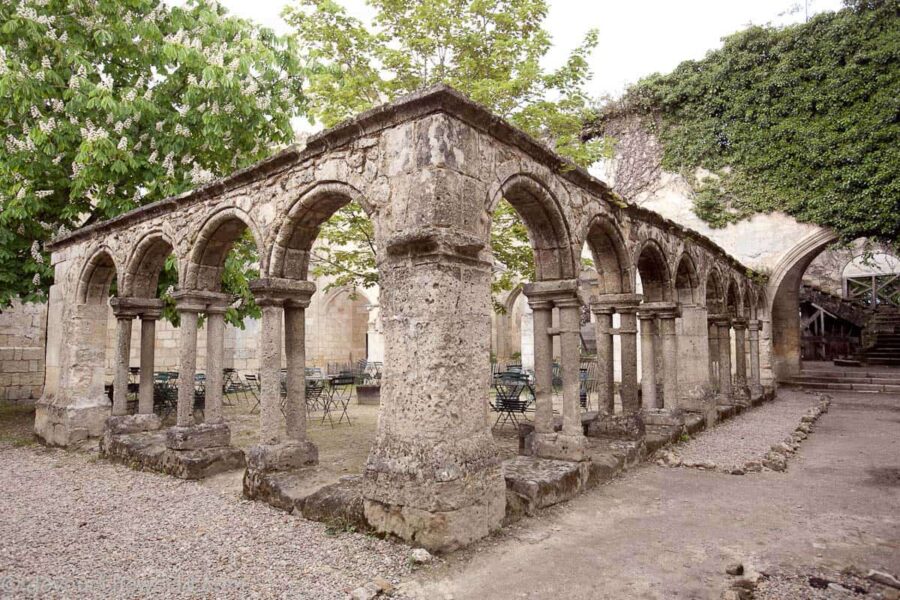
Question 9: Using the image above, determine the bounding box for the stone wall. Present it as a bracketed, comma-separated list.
[0, 300, 46, 401]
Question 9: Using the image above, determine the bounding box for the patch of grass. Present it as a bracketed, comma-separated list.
[678, 432, 691, 443]
[324, 518, 359, 536]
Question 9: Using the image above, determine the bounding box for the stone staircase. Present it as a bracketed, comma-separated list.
[781, 365, 900, 393]
[856, 310, 900, 366]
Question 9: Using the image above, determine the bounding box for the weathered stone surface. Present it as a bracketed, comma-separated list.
[356, 384, 381, 406]
[245, 441, 319, 472]
[300, 476, 368, 532]
[503, 456, 591, 519]
[105, 414, 161, 435]
[165, 423, 231, 450]
[100, 430, 245, 479]
[585, 413, 646, 441]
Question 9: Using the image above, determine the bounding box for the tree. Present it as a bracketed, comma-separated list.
[585, 0, 900, 245]
[284, 0, 605, 299]
[0, 0, 306, 325]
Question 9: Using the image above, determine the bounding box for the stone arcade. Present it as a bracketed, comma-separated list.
[34, 85, 774, 551]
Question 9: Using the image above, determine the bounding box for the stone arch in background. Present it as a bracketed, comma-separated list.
[635, 239, 672, 302]
[584, 214, 633, 295]
[674, 252, 700, 305]
[123, 230, 175, 299]
[185, 206, 265, 292]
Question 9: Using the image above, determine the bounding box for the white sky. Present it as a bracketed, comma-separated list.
[195, 0, 844, 98]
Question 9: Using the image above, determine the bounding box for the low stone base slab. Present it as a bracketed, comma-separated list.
[166, 423, 231, 450]
[245, 441, 319, 472]
[503, 456, 591, 518]
[106, 414, 161, 435]
[100, 430, 245, 479]
[585, 412, 646, 441]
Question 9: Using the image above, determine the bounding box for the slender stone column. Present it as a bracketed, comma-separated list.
[528, 299, 554, 435]
[638, 310, 658, 410]
[175, 303, 202, 427]
[284, 286, 315, 441]
[732, 318, 750, 400]
[717, 319, 733, 401]
[257, 300, 284, 445]
[111, 314, 133, 417]
[138, 310, 161, 415]
[204, 302, 228, 425]
[618, 303, 640, 413]
[557, 297, 583, 438]
[748, 319, 763, 398]
[591, 304, 615, 414]
[708, 319, 720, 392]
[656, 305, 680, 410]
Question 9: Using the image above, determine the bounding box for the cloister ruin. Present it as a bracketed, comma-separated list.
[35, 85, 783, 551]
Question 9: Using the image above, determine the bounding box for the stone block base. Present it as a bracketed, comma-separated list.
[166, 423, 231, 450]
[245, 441, 319, 472]
[105, 414, 161, 435]
[503, 456, 592, 519]
[100, 430, 245, 479]
[585, 412, 646, 441]
[34, 397, 110, 447]
[522, 431, 586, 462]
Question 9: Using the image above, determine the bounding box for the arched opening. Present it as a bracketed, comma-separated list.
[672, 253, 709, 410]
[674, 254, 699, 305]
[706, 270, 725, 314]
[187, 208, 263, 293]
[635, 240, 672, 303]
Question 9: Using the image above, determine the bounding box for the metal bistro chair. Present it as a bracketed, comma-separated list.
[305, 377, 327, 415]
[244, 373, 261, 414]
[490, 371, 531, 429]
[153, 371, 179, 419]
[323, 373, 355, 427]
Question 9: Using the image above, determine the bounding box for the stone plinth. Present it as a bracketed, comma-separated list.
[106, 414, 161, 435]
[100, 430, 245, 480]
[35, 397, 110, 447]
[245, 441, 319, 472]
[166, 423, 232, 450]
[585, 412, 646, 441]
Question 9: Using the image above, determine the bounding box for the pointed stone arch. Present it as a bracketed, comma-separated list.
[185, 206, 265, 292]
[123, 230, 175, 299]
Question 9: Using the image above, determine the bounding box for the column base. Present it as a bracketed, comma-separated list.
[245, 441, 319, 472]
[585, 413, 646, 441]
[166, 423, 232, 450]
[527, 431, 586, 462]
[34, 395, 111, 447]
[749, 384, 765, 404]
[105, 414, 162, 435]
[362, 433, 506, 552]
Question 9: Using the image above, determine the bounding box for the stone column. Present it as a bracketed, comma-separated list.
[257, 299, 284, 445]
[174, 299, 203, 428]
[748, 319, 763, 399]
[732, 318, 750, 401]
[618, 300, 641, 413]
[591, 303, 615, 414]
[656, 304, 680, 410]
[138, 309, 161, 415]
[528, 298, 555, 435]
[204, 302, 228, 425]
[283, 284, 315, 443]
[557, 296, 583, 439]
[638, 309, 658, 410]
[111, 312, 133, 417]
[717, 318, 733, 402]
[708, 319, 720, 392]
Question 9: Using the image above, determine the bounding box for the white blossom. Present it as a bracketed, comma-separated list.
[117, 136, 128, 151]
[32, 273, 40, 286]
[189, 162, 215, 185]
[148, 150, 158, 164]
[174, 123, 190, 137]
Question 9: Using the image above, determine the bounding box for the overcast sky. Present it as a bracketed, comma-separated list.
[190, 0, 844, 99]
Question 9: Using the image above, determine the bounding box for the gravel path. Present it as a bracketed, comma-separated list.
[669, 390, 825, 471]
[0, 446, 412, 599]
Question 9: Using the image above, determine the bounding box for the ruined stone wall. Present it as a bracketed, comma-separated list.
[0, 300, 45, 401]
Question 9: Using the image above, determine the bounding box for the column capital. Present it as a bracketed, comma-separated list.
[641, 301, 681, 319]
[523, 279, 579, 308]
[589, 292, 643, 314]
[249, 277, 317, 308]
[707, 312, 731, 326]
[747, 319, 761, 331]
[732, 317, 749, 330]
[110, 297, 164, 319]
[171, 290, 232, 313]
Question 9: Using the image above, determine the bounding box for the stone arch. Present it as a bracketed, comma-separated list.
[270, 181, 372, 281]
[583, 214, 633, 294]
[76, 246, 119, 304]
[122, 230, 175, 298]
[490, 173, 578, 281]
[635, 239, 671, 302]
[674, 252, 700, 305]
[767, 228, 839, 378]
[185, 206, 265, 292]
[705, 269, 725, 313]
[725, 277, 743, 317]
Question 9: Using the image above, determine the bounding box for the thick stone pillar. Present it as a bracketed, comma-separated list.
[638, 310, 658, 410]
[363, 229, 505, 552]
[655, 304, 680, 410]
[521, 280, 584, 461]
[717, 318, 733, 402]
[138, 309, 161, 415]
[284, 284, 315, 442]
[557, 296, 584, 439]
[590, 303, 615, 414]
[618, 301, 641, 413]
[257, 300, 284, 445]
[708, 319, 720, 392]
[174, 301, 201, 427]
[528, 299, 555, 435]
[732, 318, 750, 402]
[111, 312, 134, 417]
[748, 319, 763, 399]
[204, 302, 228, 425]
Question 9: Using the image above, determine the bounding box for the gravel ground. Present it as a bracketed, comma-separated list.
[753, 565, 892, 599]
[669, 390, 825, 471]
[0, 446, 414, 599]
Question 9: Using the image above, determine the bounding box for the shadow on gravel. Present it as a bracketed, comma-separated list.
[864, 467, 900, 488]
[0, 401, 36, 448]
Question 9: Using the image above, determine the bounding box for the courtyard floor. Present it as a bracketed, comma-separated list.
[0, 388, 897, 598]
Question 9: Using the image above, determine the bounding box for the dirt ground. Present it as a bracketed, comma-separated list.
[402, 389, 900, 599]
